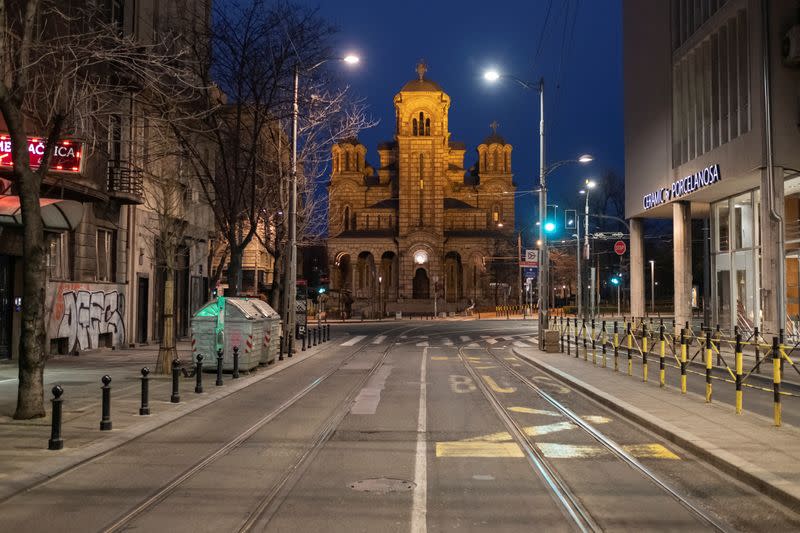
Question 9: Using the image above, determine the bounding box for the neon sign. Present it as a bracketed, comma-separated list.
[0, 135, 82, 173]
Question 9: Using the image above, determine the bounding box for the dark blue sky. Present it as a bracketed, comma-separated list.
[303, 0, 623, 236]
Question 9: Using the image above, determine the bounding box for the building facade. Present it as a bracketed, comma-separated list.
[0, 0, 214, 360]
[327, 63, 517, 316]
[623, 0, 800, 335]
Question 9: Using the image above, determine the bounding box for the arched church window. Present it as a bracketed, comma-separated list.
[482, 153, 487, 171]
[425, 118, 430, 136]
[343, 205, 351, 231]
[345, 151, 350, 171]
[492, 204, 501, 224]
[504, 152, 510, 172]
[412, 118, 418, 136]
[493, 151, 499, 171]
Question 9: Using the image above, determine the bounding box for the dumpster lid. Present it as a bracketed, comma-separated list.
[250, 299, 280, 318]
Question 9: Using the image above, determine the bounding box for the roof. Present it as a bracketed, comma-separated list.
[334, 229, 396, 239]
[368, 198, 399, 209]
[338, 137, 361, 146]
[400, 78, 444, 92]
[443, 198, 477, 210]
[377, 141, 397, 150]
[449, 141, 466, 150]
[483, 133, 507, 145]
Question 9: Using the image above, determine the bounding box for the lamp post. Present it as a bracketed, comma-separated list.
[649, 259, 655, 314]
[578, 179, 596, 318]
[483, 68, 592, 346]
[284, 54, 359, 356]
[378, 275, 383, 320]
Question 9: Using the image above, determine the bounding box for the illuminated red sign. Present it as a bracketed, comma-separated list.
[0, 135, 82, 173]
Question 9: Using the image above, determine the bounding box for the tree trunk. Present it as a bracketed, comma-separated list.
[15, 167, 47, 419]
[270, 246, 284, 310]
[227, 246, 243, 296]
[156, 267, 176, 374]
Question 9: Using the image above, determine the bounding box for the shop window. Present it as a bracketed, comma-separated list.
[715, 201, 730, 252]
[732, 192, 754, 249]
[97, 228, 116, 282]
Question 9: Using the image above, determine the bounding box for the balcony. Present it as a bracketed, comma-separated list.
[107, 161, 144, 204]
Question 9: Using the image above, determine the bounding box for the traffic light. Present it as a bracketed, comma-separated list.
[543, 221, 556, 233]
[565, 209, 577, 230]
[610, 277, 620, 286]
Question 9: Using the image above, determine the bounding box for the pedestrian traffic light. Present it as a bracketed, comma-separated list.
[565, 209, 576, 230]
[610, 277, 620, 286]
[318, 287, 326, 294]
[544, 221, 556, 233]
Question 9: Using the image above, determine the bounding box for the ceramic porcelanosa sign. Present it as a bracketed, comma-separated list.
[642, 164, 721, 210]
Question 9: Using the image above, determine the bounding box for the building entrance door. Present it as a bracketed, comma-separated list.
[137, 276, 149, 344]
[413, 268, 429, 299]
[0, 255, 12, 359]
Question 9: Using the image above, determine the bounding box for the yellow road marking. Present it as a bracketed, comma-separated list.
[482, 375, 516, 393]
[624, 443, 679, 459]
[582, 415, 612, 424]
[436, 441, 523, 458]
[430, 356, 449, 361]
[475, 365, 496, 370]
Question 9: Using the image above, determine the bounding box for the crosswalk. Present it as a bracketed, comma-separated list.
[337, 333, 537, 348]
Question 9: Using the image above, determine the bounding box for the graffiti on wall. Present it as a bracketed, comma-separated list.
[53, 288, 125, 352]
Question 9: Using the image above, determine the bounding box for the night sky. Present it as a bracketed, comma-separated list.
[301, 0, 623, 240]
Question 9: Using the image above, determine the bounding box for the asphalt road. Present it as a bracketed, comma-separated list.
[1, 319, 799, 532]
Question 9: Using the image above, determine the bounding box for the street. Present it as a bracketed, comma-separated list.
[1, 319, 798, 532]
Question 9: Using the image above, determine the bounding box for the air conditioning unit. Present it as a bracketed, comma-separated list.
[782, 25, 800, 66]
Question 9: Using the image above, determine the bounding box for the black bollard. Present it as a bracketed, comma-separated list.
[233, 345, 240, 378]
[302, 332, 306, 351]
[314, 328, 318, 346]
[195, 354, 204, 393]
[171, 359, 181, 403]
[100, 375, 112, 431]
[140, 367, 150, 415]
[216, 349, 224, 386]
[48, 385, 64, 450]
[279, 335, 285, 361]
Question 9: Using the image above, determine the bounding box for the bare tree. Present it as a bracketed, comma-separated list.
[167, 0, 373, 303]
[0, 1, 196, 418]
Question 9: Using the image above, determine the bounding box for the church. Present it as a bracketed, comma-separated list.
[327, 63, 517, 316]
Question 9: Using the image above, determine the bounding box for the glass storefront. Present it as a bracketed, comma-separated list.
[784, 176, 800, 337]
[712, 190, 760, 332]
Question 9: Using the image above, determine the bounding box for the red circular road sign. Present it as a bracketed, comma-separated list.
[614, 240, 627, 255]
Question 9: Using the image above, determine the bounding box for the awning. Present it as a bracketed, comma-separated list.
[0, 195, 84, 231]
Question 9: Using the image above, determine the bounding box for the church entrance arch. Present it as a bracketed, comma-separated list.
[444, 251, 463, 303]
[413, 268, 430, 299]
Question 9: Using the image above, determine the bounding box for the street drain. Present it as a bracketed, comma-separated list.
[349, 478, 415, 493]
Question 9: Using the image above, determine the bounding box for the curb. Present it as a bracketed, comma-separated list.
[512, 348, 800, 514]
[0, 340, 334, 503]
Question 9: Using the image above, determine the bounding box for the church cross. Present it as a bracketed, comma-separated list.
[490, 121, 499, 135]
[416, 60, 427, 80]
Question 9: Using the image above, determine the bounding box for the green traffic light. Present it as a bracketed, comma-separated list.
[610, 277, 620, 285]
[544, 221, 556, 233]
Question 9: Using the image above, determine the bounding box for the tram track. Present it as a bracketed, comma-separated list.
[456, 340, 732, 533]
[100, 324, 417, 533]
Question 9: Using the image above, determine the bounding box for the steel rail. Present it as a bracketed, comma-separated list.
[237, 331, 406, 531]
[489, 345, 731, 533]
[101, 324, 417, 533]
[456, 343, 599, 533]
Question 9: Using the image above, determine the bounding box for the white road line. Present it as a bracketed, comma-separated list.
[442, 339, 454, 346]
[340, 335, 366, 346]
[459, 335, 471, 342]
[372, 335, 387, 344]
[513, 341, 533, 348]
[485, 338, 498, 345]
[416, 341, 429, 347]
[411, 347, 428, 533]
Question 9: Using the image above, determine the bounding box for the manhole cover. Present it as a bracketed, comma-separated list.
[349, 477, 415, 493]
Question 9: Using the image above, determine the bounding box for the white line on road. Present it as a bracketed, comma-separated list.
[459, 335, 471, 342]
[485, 338, 498, 345]
[513, 341, 534, 348]
[416, 341, 429, 347]
[411, 347, 428, 533]
[372, 335, 386, 344]
[442, 339, 453, 346]
[340, 335, 366, 346]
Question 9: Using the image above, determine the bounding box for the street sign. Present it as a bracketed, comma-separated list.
[525, 249, 539, 263]
[520, 262, 538, 268]
[614, 240, 627, 255]
[522, 267, 537, 279]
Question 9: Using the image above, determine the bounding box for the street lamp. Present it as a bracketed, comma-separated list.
[285, 54, 359, 355]
[378, 275, 383, 320]
[483, 67, 592, 346]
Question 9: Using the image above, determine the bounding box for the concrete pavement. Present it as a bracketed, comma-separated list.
[1, 320, 799, 531]
[513, 343, 800, 512]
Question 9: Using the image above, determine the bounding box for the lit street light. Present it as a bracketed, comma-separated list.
[483, 66, 592, 346]
[285, 53, 359, 356]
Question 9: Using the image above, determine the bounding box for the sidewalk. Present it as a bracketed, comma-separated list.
[0, 339, 329, 501]
[512, 345, 800, 513]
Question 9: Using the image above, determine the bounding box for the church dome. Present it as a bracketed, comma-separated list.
[401, 61, 443, 92]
